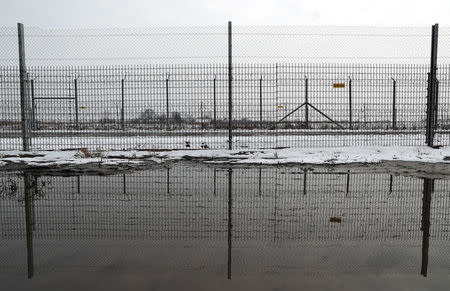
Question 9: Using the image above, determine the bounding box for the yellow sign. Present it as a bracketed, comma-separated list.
[80, 106, 86, 109]
[333, 83, 345, 88]
[277, 105, 285, 109]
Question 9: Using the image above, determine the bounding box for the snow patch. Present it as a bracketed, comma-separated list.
[1, 146, 450, 168]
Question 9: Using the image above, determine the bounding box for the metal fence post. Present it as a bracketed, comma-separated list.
[18, 23, 31, 151]
[434, 80, 439, 130]
[228, 21, 233, 150]
[166, 76, 170, 131]
[200, 101, 204, 128]
[305, 77, 309, 128]
[275, 64, 278, 130]
[213, 76, 217, 130]
[348, 77, 352, 130]
[74, 78, 79, 130]
[426, 72, 432, 145]
[121, 77, 125, 131]
[259, 76, 263, 129]
[426, 24, 439, 147]
[30, 78, 36, 130]
[392, 78, 397, 130]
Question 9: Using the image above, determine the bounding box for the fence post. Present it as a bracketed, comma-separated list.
[166, 76, 170, 131]
[228, 21, 233, 150]
[18, 23, 31, 151]
[426, 24, 439, 147]
[200, 101, 204, 128]
[305, 76, 309, 128]
[434, 80, 439, 130]
[74, 78, 79, 130]
[121, 77, 125, 131]
[259, 76, 263, 129]
[213, 76, 217, 130]
[275, 64, 278, 130]
[392, 78, 397, 130]
[30, 78, 36, 130]
[348, 77, 352, 130]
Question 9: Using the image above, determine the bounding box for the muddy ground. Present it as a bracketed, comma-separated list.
[1, 156, 450, 180]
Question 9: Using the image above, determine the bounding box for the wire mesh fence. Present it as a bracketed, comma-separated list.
[2, 25, 447, 65]
[1, 24, 450, 151]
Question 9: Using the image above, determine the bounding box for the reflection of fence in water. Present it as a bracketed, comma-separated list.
[1, 166, 449, 241]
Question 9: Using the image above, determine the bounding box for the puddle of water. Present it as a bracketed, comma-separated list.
[1, 164, 450, 290]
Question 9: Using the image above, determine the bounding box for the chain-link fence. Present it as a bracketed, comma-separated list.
[1, 24, 450, 151]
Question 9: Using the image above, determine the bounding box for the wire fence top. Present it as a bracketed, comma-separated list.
[1, 24, 450, 66]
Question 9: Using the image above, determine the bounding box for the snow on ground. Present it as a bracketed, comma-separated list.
[155, 146, 450, 165]
[1, 146, 450, 168]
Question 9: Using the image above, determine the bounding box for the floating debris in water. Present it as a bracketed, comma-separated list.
[330, 217, 342, 223]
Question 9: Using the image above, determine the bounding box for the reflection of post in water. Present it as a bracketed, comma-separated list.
[72, 178, 75, 229]
[24, 172, 35, 279]
[303, 169, 307, 196]
[123, 174, 126, 195]
[213, 168, 217, 196]
[346, 172, 350, 196]
[31, 175, 37, 230]
[166, 167, 170, 196]
[227, 168, 233, 280]
[258, 168, 262, 197]
[421, 178, 433, 277]
[389, 175, 393, 194]
[274, 168, 279, 241]
[73, 177, 79, 227]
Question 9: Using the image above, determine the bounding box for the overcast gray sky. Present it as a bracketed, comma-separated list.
[1, 0, 449, 28]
